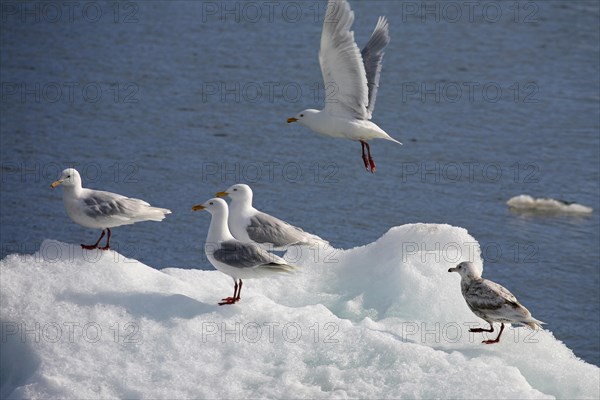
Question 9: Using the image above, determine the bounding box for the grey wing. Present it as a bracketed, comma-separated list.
[464, 281, 514, 312]
[213, 241, 283, 269]
[361, 16, 390, 119]
[464, 280, 526, 323]
[482, 280, 519, 304]
[247, 213, 308, 247]
[82, 190, 149, 219]
[319, 0, 369, 119]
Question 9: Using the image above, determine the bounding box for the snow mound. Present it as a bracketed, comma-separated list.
[507, 195, 593, 214]
[1, 224, 598, 399]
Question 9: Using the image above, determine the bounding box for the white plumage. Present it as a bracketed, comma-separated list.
[51, 168, 171, 250]
[216, 183, 327, 250]
[288, 0, 400, 173]
[192, 197, 298, 305]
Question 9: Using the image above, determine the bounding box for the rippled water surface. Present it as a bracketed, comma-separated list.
[1, 1, 598, 365]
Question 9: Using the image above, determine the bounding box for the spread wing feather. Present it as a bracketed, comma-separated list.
[361, 16, 389, 119]
[319, 0, 369, 119]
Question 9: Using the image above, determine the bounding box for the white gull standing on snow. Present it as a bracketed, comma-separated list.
[287, 0, 400, 173]
[192, 198, 298, 305]
[51, 168, 171, 250]
[448, 261, 544, 344]
[215, 183, 328, 250]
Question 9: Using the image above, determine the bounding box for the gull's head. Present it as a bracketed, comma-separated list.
[287, 109, 319, 126]
[215, 183, 252, 202]
[51, 168, 81, 189]
[448, 261, 481, 280]
[192, 197, 228, 215]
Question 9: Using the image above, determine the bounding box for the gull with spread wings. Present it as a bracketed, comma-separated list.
[288, 0, 400, 173]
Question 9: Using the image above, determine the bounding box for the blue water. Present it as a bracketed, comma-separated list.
[1, 1, 598, 366]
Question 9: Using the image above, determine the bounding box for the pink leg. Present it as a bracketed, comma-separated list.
[364, 141, 376, 173]
[98, 228, 112, 250]
[81, 230, 105, 250]
[483, 323, 505, 344]
[235, 279, 243, 301]
[219, 279, 241, 306]
[469, 324, 494, 333]
[360, 141, 370, 171]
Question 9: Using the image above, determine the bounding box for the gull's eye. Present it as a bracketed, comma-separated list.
[233, 188, 237, 191]
[300, 114, 304, 117]
[67, 175, 71, 178]
[209, 202, 213, 205]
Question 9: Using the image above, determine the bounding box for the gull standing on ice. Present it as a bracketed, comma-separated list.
[192, 198, 298, 305]
[287, 0, 400, 173]
[448, 261, 544, 344]
[216, 183, 327, 250]
[51, 168, 171, 250]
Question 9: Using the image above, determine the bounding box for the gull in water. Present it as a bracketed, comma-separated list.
[51, 168, 171, 250]
[448, 261, 544, 344]
[287, 0, 400, 173]
[216, 183, 328, 250]
[192, 198, 298, 305]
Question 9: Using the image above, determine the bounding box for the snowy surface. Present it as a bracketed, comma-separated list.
[507, 195, 593, 214]
[1, 224, 598, 399]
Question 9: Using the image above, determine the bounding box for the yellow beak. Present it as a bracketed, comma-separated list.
[50, 180, 62, 189]
[287, 117, 298, 123]
[191, 204, 205, 211]
[215, 191, 229, 198]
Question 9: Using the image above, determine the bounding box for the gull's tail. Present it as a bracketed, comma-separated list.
[386, 136, 403, 145]
[263, 262, 298, 274]
[378, 131, 402, 145]
[137, 206, 172, 222]
[298, 232, 330, 247]
[121, 197, 171, 223]
[523, 318, 545, 330]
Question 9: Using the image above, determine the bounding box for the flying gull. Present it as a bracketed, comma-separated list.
[287, 0, 400, 173]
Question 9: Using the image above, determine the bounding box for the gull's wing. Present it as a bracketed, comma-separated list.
[464, 280, 533, 323]
[361, 16, 389, 119]
[247, 212, 313, 247]
[464, 280, 518, 311]
[82, 190, 150, 220]
[481, 280, 519, 304]
[213, 240, 286, 269]
[319, 0, 369, 120]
